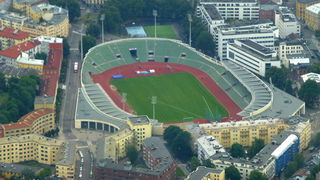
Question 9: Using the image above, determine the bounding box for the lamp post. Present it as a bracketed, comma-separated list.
[153, 10, 157, 38]
[100, 14, 105, 43]
[188, 14, 192, 46]
[151, 96, 157, 120]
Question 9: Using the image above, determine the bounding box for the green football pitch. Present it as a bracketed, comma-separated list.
[144, 25, 179, 39]
[110, 72, 228, 123]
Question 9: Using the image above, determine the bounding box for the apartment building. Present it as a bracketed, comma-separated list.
[0, 27, 30, 50]
[227, 40, 280, 77]
[0, 134, 64, 165]
[13, 0, 46, 14]
[274, 40, 310, 67]
[56, 142, 76, 180]
[285, 116, 311, 151]
[0, 108, 55, 138]
[296, 0, 320, 19]
[275, 7, 301, 39]
[186, 167, 225, 180]
[214, 21, 277, 60]
[127, 116, 152, 149]
[83, 0, 105, 7]
[97, 128, 134, 163]
[199, 0, 260, 20]
[95, 137, 176, 180]
[196, 135, 226, 163]
[305, 3, 320, 30]
[199, 118, 289, 148]
[197, 5, 225, 34]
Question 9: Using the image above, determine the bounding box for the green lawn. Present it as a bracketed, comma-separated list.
[176, 167, 186, 177]
[144, 25, 178, 39]
[111, 72, 228, 123]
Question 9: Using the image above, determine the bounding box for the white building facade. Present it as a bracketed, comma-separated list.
[196, 135, 225, 163]
[275, 7, 301, 39]
[197, 5, 225, 34]
[227, 40, 280, 76]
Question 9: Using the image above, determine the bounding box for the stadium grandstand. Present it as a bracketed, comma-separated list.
[76, 38, 305, 132]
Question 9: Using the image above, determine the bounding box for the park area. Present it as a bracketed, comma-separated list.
[110, 72, 228, 123]
[144, 25, 179, 39]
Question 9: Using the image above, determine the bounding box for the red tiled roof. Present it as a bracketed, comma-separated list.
[40, 43, 63, 96]
[0, 27, 29, 40]
[0, 39, 40, 59]
[2, 108, 54, 130]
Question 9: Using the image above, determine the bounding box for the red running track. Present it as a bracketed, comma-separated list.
[91, 62, 242, 122]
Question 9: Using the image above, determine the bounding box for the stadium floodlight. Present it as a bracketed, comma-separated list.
[121, 92, 127, 111]
[151, 96, 157, 120]
[153, 10, 158, 38]
[188, 14, 192, 46]
[100, 14, 105, 43]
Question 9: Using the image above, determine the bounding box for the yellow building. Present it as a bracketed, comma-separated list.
[187, 166, 225, 180]
[0, 134, 64, 165]
[13, 0, 46, 14]
[34, 96, 55, 110]
[1, 108, 55, 137]
[55, 142, 76, 180]
[200, 119, 289, 148]
[84, 0, 105, 7]
[296, 0, 320, 19]
[127, 116, 152, 149]
[98, 129, 134, 163]
[0, 27, 31, 50]
[305, 3, 320, 30]
[289, 119, 311, 151]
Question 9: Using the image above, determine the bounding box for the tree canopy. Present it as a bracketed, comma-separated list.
[86, 23, 101, 39]
[163, 125, 193, 161]
[265, 66, 290, 90]
[248, 139, 265, 158]
[80, 35, 97, 56]
[248, 170, 268, 180]
[230, 143, 246, 158]
[225, 165, 241, 180]
[298, 79, 320, 107]
[189, 156, 201, 171]
[62, 37, 70, 58]
[48, 0, 80, 22]
[0, 75, 40, 124]
[126, 144, 139, 164]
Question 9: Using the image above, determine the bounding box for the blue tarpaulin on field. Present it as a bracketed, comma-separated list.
[112, 74, 124, 79]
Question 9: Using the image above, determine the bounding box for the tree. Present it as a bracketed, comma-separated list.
[0, 73, 6, 92]
[225, 165, 241, 180]
[285, 79, 294, 95]
[248, 170, 268, 180]
[62, 37, 70, 58]
[67, 0, 80, 22]
[294, 153, 305, 169]
[21, 168, 36, 180]
[100, 5, 122, 33]
[80, 35, 96, 56]
[311, 132, 320, 147]
[126, 144, 138, 164]
[35, 52, 47, 64]
[284, 161, 298, 177]
[298, 79, 320, 107]
[230, 143, 246, 158]
[308, 62, 320, 73]
[38, 168, 52, 180]
[86, 23, 101, 39]
[316, 30, 320, 39]
[163, 126, 182, 145]
[170, 130, 193, 161]
[189, 156, 201, 171]
[265, 66, 289, 90]
[194, 31, 216, 57]
[248, 139, 265, 158]
[202, 159, 215, 168]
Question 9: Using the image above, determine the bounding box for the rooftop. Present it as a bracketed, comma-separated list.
[128, 116, 150, 125]
[0, 63, 38, 77]
[186, 166, 224, 180]
[301, 72, 320, 83]
[34, 95, 55, 105]
[202, 4, 223, 20]
[0, 162, 42, 174]
[239, 39, 274, 55]
[199, 118, 282, 129]
[0, 134, 63, 146]
[15, 0, 44, 4]
[0, 26, 29, 40]
[197, 136, 226, 156]
[307, 4, 320, 15]
[2, 108, 54, 130]
[297, 0, 320, 4]
[30, 3, 68, 25]
[200, 0, 257, 3]
[0, 40, 40, 59]
[56, 142, 76, 166]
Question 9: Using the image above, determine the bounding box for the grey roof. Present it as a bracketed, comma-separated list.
[29, 4, 69, 26]
[222, 60, 273, 117]
[97, 137, 175, 176]
[15, 0, 44, 4]
[75, 87, 127, 129]
[202, 4, 223, 20]
[239, 40, 274, 55]
[0, 64, 38, 77]
[284, 115, 309, 125]
[128, 116, 150, 125]
[247, 84, 305, 119]
[34, 95, 55, 105]
[143, 137, 174, 172]
[0, 162, 42, 174]
[56, 142, 75, 166]
[186, 166, 223, 180]
[297, 0, 320, 4]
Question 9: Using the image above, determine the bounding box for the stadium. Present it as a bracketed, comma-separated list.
[75, 38, 305, 132]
